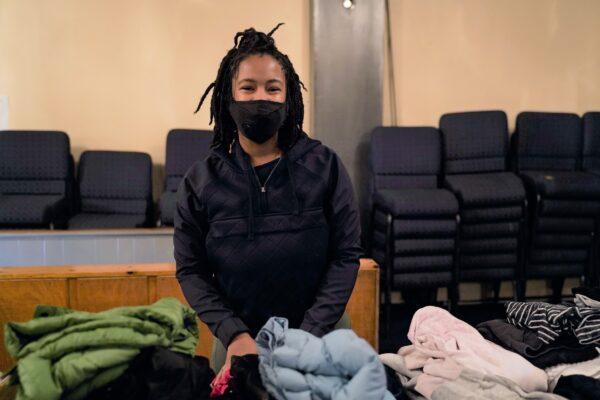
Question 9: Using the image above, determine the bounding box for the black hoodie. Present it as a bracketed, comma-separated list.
[173, 132, 362, 348]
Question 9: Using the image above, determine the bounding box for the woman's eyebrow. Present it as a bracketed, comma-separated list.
[266, 79, 283, 84]
[237, 78, 257, 84]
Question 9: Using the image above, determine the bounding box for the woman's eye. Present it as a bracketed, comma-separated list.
[241, 87, 253, 91]
[269, 87, 281, 92]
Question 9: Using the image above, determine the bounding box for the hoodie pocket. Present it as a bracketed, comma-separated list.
[207, 207, 327, 238]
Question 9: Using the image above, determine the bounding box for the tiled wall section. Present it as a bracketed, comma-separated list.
[0, 229, 175, 267]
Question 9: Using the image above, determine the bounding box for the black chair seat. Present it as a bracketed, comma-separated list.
[445, 172, 525, 207]
[372, 232, 454, 255]
[460, 237, 518, 254]
[461, 205, 522, 223]
[533, 234, 592, 249]
[373, 212, 457, 238]
[461, 253, 518, 269]
[526, 263, 586, 279]
[461, 221, 520, 238]
[392, 272, 453, 288]
[539, 199, 600, 217]
[535, 217, 595, 234]
[373, 188, 458, 217]
[530, 249, 588, 264]
[0, 195, 66, 226]
[68, 213, 150, 229]
[520, 171, 600, 200]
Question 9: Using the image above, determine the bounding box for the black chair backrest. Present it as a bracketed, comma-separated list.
[583, 112, 600, 174]
[77, 151, 152, 215]
[370, 126, 441, 191]
[515, 112, 582, 171]
[0, 130, 71, 195]
[165, 129, 212, 192]
[440, 110, 509, 175]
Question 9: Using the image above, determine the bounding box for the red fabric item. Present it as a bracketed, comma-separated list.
[210, 367, 232, 398]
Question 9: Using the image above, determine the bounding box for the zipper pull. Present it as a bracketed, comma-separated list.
[261, 187, 266, 193]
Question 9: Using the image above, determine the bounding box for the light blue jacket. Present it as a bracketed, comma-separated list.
[256, 317, 395, 400]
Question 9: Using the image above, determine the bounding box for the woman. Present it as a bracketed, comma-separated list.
[173, 24, 362, 377]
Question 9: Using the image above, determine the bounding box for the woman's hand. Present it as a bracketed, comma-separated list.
[213, 332, 258, 387]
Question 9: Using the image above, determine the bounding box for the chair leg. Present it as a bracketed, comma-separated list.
[492, 281, 501, 303]
[550, 278, 565, 303]
[448, 284, 458, 314]
[384, 213, 394, 338]
[515, 279, 526, 301]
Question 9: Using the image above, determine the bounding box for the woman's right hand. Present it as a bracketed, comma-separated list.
[213, 332, 258, 385]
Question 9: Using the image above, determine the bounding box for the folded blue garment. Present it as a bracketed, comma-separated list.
[256, 317, 395, 400]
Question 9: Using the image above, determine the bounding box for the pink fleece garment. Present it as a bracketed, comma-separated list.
[210, 367, 232, 398]
[402, 306, 548, 398]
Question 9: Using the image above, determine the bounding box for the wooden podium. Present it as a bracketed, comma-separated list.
[0, 258, 379, 372]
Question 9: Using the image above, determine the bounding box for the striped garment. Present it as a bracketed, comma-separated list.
[505, 301, 600, 346]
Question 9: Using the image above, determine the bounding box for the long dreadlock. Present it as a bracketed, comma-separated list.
[195, 23, 306, 151]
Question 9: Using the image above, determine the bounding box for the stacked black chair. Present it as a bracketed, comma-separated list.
[68, 151, 153, 229]
[159, 129, 212, 226]
[583, 112, 600, 175]
[515, 112, 600, 297]
[369, 127, 459, 326]
[583, 112, 600, 285]
[0, 131, 73, 228]
[441, 111, 526, 300]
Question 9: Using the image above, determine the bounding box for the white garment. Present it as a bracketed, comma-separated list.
[545, 355, 600, 391]
[431, 368, 567, 400]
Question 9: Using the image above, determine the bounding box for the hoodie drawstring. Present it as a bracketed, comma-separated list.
[286, 156, 301, 216]
[246, 164, 256, 241]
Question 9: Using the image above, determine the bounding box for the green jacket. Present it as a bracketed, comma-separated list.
[4, 297, 198, 400]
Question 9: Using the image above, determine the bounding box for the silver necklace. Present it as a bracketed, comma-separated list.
[252, 156, 283, 193]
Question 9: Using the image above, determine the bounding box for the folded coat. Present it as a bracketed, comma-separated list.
[256, 316, 395, 400]
[4, 298, 198, 400]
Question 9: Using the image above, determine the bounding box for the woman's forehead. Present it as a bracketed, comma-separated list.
[234, 54, 285, 83]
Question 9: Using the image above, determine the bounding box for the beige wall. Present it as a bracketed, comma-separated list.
[0, 0, 310, 198]
[3, 0, 600, 196]
[383, 0, 600, 130]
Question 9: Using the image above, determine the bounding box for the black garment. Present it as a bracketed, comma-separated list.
[573, 287, 600, 302]
[477, 319, 599, 368]
[86, 347, 214, 400]
[554, 375, 600, 400]
[174, 132, 363, 347]
[384, 365, 409, 400]
[216, 354, 272, 400]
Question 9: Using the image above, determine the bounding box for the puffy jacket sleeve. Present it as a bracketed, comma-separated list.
[299, 153, 363, 337]
[173, 175, 250, 348]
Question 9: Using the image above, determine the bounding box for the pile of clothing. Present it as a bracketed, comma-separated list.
[380, 288, 600, 400]
[1, 298, 215, 400]
[1, 301, 396, 400]
[4, 293, 599, 399]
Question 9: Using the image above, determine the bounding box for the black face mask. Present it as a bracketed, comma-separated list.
[229, 100, 287, 144]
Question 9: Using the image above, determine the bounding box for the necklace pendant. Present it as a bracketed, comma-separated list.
[261, 187, 266, 193]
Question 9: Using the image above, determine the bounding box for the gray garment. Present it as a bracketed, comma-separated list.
[210, 312, 352, 372]
[431, 369, 567, 400]
[575, 294, 600, 309]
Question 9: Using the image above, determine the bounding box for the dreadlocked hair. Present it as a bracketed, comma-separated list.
[194, 23, 306, 151]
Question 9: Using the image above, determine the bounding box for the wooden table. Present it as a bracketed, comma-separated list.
[0, 258, 379, 372]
